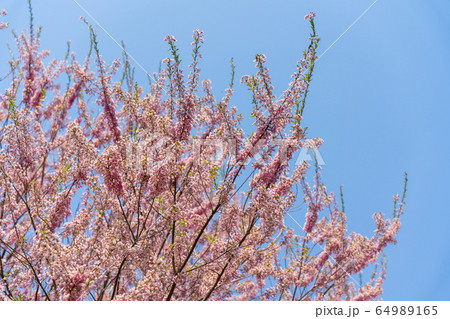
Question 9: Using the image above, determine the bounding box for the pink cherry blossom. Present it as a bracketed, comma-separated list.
[0, 11, 407, 301]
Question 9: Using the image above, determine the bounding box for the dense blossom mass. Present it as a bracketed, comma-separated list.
[0, 9, 406, 301]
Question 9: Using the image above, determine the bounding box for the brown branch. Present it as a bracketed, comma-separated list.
[110, 257, 127, 300]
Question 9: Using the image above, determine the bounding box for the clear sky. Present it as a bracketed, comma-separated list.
[1, 0, 449, 300]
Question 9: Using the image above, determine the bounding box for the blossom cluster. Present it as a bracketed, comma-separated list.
[0, 11, 406, 301]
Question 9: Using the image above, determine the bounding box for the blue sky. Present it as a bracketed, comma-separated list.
[1, 0, 449, 300]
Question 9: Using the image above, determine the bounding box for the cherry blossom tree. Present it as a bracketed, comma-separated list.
[0, 7, 407, 301]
